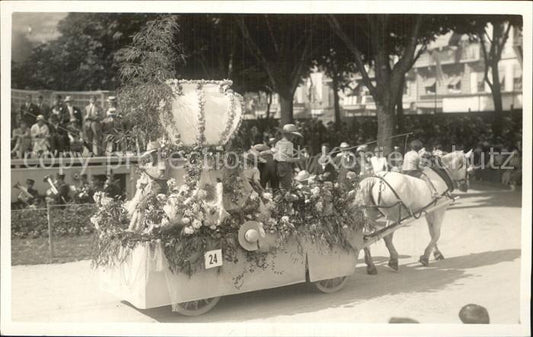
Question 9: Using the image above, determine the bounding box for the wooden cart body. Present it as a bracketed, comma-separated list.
[99, 229, 364, 309]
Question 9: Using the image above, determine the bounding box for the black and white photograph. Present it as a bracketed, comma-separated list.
[1, 1, 531, 336]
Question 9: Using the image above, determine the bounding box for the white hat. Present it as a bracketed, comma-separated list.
[144, 141, 160, 155]
[107, 96, 117, 102]
[238, 221, 266, 251]
[282, 124, 303, 137]
[356, 144, 368, 152]
[64, 96, 73, 103]
[36, 114, 45, 121]
[340, 142, 350, 150]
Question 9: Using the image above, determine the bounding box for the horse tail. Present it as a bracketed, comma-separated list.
[357, 177, 382, 219]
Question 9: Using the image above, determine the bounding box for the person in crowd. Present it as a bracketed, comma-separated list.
[432, 144, 445, 157]
[102, 96, 121, 154]
[49, 114, 72, 155]
[335, 142, 358, 186]
[104, 172, 122, 199]
[356, 144, 372, 177]
[36, 95, 49, 120]
[20, 94, 38, 126]
[402, 139, 424, 178]
[89, 175, 105, 199]
[72, 173, 93, 203]
[244, 149, 264, 193]
[55, 173, 71, 205]
[458, 304, 490, 324]
[11, 120, 32, 159]
[252, 143, 278, 190]
[62, 96, 82, 128]
[30, 115, 50, 156]
[273, 124, 304, 191]
[66, 117, 85, 156]
[390, 145, 403, 172]
[84, 95, 103, 155]
[370, 146, 388, 174]
[50, 94, 65, 119]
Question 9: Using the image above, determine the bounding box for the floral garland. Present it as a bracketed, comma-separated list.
[219, 89, 236, 146]
[195, 83, 207, 146]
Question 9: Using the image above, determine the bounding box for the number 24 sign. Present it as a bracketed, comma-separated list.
[204, 249, 223, 269]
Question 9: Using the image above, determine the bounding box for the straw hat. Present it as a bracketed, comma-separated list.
[282, 124, 302, 137]
[143, 141, 160, 156]
[36, 114, 45, 121]
[64, 96, 73, 103]
[340, 142, 350, 150]
[238, 221, 266, 251]
[356, 144, 368, 152]
[107, 96, 117, 102]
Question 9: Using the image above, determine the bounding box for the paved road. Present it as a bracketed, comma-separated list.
[11, 183, 522, 324]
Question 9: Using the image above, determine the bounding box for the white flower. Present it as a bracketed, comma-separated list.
[192, 219, 202, 229]
[101, 196, 112, 207]
[281, 216, 290, 223]
[197, 189, 208, 199]
[182, 217, 191, 225]
[93, 191, 104, 204]
[316, 201, 323, 212]
[250, 191, 259, 201]
[156, 194, 167, 203]
[184, 226, 194, 235]
[161, 217, 170, 227]
[262, 192, 273, 201]
[90, 215, 100, 230]
[311, 187, 320, 197]
[209, 225, 217, 230]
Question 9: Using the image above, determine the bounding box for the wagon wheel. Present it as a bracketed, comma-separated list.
[173, 296, 221, 316]
[313, 276, 349, 293]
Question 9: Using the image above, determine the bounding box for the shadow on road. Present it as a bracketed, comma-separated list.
[134, 248, 520, 323]
[449, 188, 521, 210]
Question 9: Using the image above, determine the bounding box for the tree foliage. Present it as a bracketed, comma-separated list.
[115, 15, 185, 145]
[12, 13, 160, 90]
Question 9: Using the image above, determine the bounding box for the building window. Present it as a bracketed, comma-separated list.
[424, 78, 436, 94]
[447, 76, 462, 94]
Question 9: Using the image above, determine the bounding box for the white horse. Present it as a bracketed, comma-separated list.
[355, 150, 472, 274]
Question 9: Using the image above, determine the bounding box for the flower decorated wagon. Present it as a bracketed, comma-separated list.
[92, 80, 366, 316]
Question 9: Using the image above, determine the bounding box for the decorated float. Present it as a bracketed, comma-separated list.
[93, 80, 367, 316]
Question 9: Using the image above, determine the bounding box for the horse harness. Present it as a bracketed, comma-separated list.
[367, 163, 455, 222]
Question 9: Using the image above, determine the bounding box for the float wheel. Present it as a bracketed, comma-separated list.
[173, 296, 221, 316]
[313, 276, 349, 293]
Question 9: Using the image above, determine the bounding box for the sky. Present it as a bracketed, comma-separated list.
[11, 12, 68, 62]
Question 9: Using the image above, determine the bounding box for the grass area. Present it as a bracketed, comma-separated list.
[11, 234, 94, 265]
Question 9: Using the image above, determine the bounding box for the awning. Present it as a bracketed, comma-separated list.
[424, 78, 436, 87]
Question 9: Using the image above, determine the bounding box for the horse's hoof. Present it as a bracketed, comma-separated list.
[433, 251, 445, 260]
[366, 265, 378, 275]
[419, 256, 429, 267]
[388, 258, 399, 271]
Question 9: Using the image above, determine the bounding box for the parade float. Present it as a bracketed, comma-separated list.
[92, 79, 367, 316]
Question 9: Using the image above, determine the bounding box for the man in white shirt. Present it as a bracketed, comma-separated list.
[30, 115, 50, 156]
[274, 124, 303, 190]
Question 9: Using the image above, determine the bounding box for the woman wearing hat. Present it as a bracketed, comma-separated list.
[273, 124, 303, 190]
[30, 115, 50, 156]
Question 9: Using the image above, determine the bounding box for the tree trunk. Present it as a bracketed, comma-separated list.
[375, 92, 395, 154]
[265, 91, 272, 120]
[396, 78, 405, 133]
[279, 90, 293, 125]
[332, 73, 341, 130]
[490, 61, 504, 137]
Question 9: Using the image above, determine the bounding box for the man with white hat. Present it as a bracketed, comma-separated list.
[273, 123, 303, 190]
[30, 115, 50, 156]
[335, 142, 357, 186]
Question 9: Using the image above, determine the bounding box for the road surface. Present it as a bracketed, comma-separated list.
[10, 183, 522, 324]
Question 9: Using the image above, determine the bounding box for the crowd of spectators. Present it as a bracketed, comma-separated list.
[13, 172, 124, 209]
[11, 94, 121, 158]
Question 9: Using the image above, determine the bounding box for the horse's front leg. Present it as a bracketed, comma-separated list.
[420, 209, 446, 266]
[383, 233, 399, 271]
[363, 247, 378, 275]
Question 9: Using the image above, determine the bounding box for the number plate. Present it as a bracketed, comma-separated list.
[204, 249, 223, 269]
